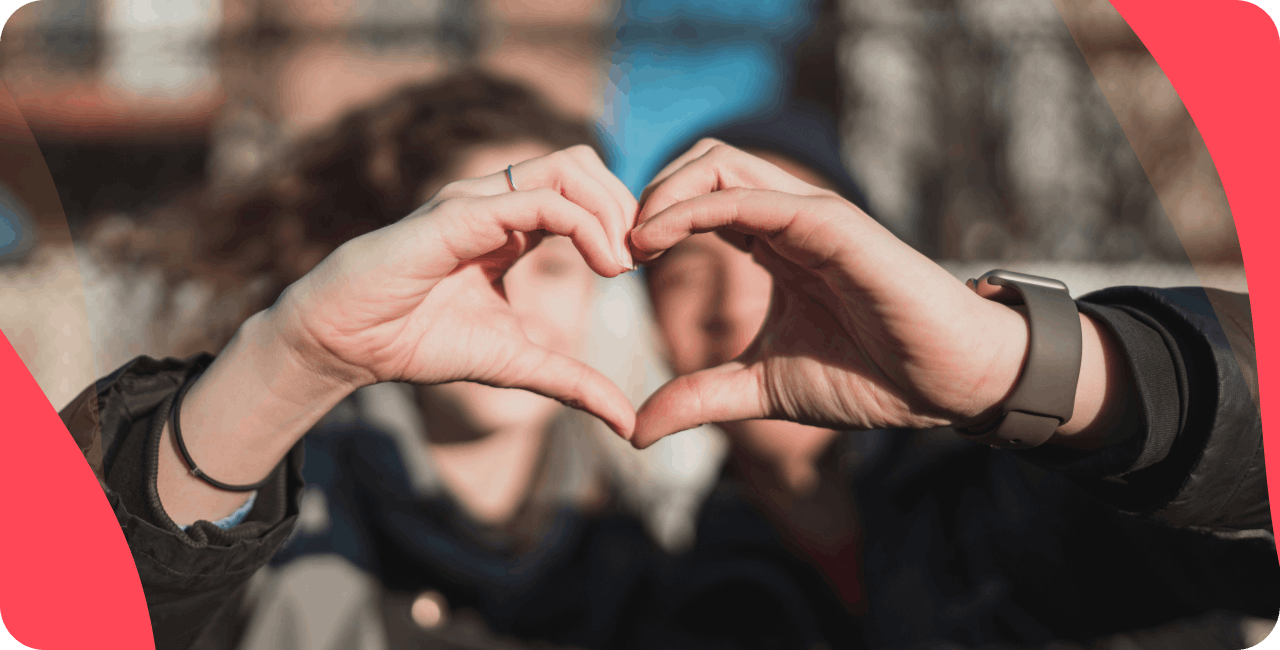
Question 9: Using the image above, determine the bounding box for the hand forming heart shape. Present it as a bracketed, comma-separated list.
[626, 139, 1032, 447]
[270, 144, 642, 438]
[165, 137, 1124, 528]
[264, 139, 1085, 453]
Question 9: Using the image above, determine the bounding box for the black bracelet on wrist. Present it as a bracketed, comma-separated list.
[170, 368, 274, 492]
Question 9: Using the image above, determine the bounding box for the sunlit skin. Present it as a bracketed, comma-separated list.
[157, 138, 1129, 546]
[415, 139, 600, 524]
[157, 144, 638, 528]
[647, 148, 842, 495]
[634, 140, 1129, 611]
[629, 139, 1130, 453]
[417, 140, 591, 441]
[645, 151, 862, 610]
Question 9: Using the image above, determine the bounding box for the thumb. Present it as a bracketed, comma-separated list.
[496, 344, 637, 440]
[632, 361, 766, 448]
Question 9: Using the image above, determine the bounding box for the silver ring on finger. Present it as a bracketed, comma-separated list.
[505, 165, 518, 192]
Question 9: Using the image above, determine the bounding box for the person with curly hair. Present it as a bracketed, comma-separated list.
[68, 71, 855, 650]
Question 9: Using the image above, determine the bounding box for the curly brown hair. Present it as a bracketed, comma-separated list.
[91, 69, 599, 354]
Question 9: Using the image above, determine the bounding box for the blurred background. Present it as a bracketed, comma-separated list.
[1, 0, 1241, 260]
[0, 0, 1248, 403]
[0, 3, 1267, 645]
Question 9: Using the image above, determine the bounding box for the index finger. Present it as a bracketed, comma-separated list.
[633, 143, 834, 262]
[561, 145, 641, 267]
[638, 137, 725, 206]
[630, 188, 863, 273]
[437, 147, 635, 268]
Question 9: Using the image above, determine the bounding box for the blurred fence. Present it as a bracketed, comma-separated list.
[0, 0, 1253, 411]
[1, 0, 611, 221]
[838, 0, 1239, 264]
[1, 0, 1243, 263]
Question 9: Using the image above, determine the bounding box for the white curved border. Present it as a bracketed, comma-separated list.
[0, 0, 40, 42]
[0, 614, 37, 650]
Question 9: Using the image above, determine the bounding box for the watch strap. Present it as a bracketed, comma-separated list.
[958, 270, 1082, 449]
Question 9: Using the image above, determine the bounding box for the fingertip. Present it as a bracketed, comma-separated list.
[612, 412, 637, 443]
[619, 230, 641, 266]
[591, 260, 626, 279]
[627, 217, 649, 243]
[637, 184, 657, 210]
[631, 396, 677, 449]
[628, 425, 658, 449]
[605, 251, 634, 277]
[632, 250, 666, 266]
[627, 224, 670, 266]
[594, 403, 637, 444]
[593, 404, 633, 441]
[567, 362, 637, 440]
[616, 241, 635, 272]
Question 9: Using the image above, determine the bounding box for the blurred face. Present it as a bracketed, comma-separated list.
[648, 233, 771, 375]
[417, 140, 598, 440]
[646, 150, 841, 494]
[646, 146, 840, 374]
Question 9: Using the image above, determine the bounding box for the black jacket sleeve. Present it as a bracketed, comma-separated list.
[60, 354, 305, 650]
[853, 286, 1276, 650]
[1016, 286, 1269, 532]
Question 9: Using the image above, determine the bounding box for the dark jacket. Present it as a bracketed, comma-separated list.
[60, 365, 850, 650]
[848, 286, 1277, 649]
[266, 413, 857, 650]
[61, 286, 1277, 650]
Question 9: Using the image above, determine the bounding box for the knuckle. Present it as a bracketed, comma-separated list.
[436, 197, 485, 230]
[707, 142, 739, 159]
[819, 195, 849, 213]
[400, 201, 432, 222]
[528, 187, 562, 209]
[325, 241, 353, 268]
[548, 149, 577, 171]
[696, 137, 727, 150]
[436, 179, 469, 198]
[566, 143, 598, 161]
[813, 186, 843, 201]
[434, 196, 466, 215]
[327, 233, 374, 270]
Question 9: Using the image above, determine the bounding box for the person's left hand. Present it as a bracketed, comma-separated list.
[264, 145, 642, 435]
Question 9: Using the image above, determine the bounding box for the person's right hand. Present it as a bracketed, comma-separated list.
[628, 140, 1036, 448]
[265, 145, 640, 437]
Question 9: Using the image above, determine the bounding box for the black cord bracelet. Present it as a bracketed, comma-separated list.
[170, 369, 273, 492]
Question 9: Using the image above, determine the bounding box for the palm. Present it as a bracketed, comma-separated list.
[743, 241, 1001, 433]
[629, 140, 1027, 446]
[391, 261, 545, 387]
[270, 147, 641, 438]
[286, 226, 549, 388]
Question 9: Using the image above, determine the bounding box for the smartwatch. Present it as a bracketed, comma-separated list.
[956, 270, 1082, 449]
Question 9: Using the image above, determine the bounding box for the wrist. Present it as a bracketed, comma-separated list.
[953, 303, 1131, 449]
[1047, 313, 1133, 448]
[954, 298, 1031, 428]
[254, 302, 369, 399]
[157, 311, 355, 525]
[264, 287, 369, 392]
[178, 311, 356, 480]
